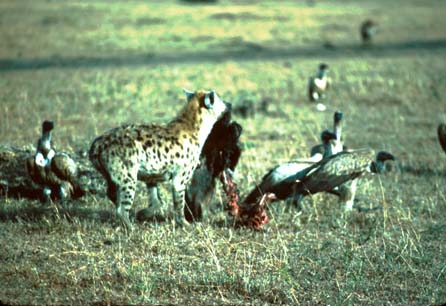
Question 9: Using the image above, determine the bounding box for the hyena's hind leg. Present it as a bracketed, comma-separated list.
[105, 159, 138, 230]
[116, 183, 136, 229]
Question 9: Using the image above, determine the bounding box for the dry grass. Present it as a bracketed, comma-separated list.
[0, 0, 445, 305]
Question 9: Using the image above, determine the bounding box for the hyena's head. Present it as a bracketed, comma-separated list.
[182, 89, 231, 127]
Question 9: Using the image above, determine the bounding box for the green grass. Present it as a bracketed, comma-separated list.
[1, 0, 446, 304]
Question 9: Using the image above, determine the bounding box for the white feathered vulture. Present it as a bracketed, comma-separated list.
[310, 110, 344, 158]
[308, 63, 330, 103]
[26, 121, 80, 202]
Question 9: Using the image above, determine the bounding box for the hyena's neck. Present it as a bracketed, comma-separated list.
[196, 116, 218, 150]
[169, 112, 216, 151]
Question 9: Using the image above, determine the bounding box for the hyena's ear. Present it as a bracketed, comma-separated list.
[183, 89, 195, 102]
[204, 90, 215, 109]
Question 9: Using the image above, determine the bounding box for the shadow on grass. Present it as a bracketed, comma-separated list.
[0, 201, 116, 224]
[0, 199, 262, 231]
[400, 165, 446, 177]
[1, 39, 445, 71]
[421, 223, 446, 241]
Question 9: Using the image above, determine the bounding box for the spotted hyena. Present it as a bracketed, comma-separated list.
[89, 89, 230, 228]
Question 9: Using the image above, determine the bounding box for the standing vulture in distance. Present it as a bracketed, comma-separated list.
[438, 124, 446, 153]
[26, 120, 80, 203]
[361, 19, 378, 45]
[243, 130, 337, 206]
[308, 63, 330, 110]
[313, 110, 359, 210]
[323, 110, 358, 210]
[332, 110, 344, 153]
[253, 149, 395, 211]
[184, 111, 243, 222]
[310, 110, 344, 157]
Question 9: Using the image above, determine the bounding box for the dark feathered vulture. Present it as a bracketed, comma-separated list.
[244, 149, 394, 211]
[361, 19, 378, 45]
[244, 111, 344, 207]
[291, 150, 394, 207]
[184, 111, 243, 222]
[26, 121, 79, 202]
[243, 130, 337, 206]
[438, 124, 446, 153]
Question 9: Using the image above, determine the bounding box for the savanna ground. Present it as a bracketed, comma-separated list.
[1, 0, 446, 305]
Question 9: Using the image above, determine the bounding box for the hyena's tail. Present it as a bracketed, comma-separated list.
[88, 134, 119, 204]
[88, 135, 106, 175]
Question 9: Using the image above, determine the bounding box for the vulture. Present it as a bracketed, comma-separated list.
[244, 111, 344, 207]
[438, 124, 446, 153]
[245, 149, 395, 211]
[360, 19, 378, 45]
[26, 121, 80, 203]
[310, 110, 364, 211]
[308, 63, 330, 105]
[243, 130, 337, 206]
[332, 110, 344, 153]
[325, 111, 357, 210]
[310, 110, 344, 157]
[184, 111, 243, 222]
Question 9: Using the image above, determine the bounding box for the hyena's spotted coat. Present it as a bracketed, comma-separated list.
[89, 89, 230, 228]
